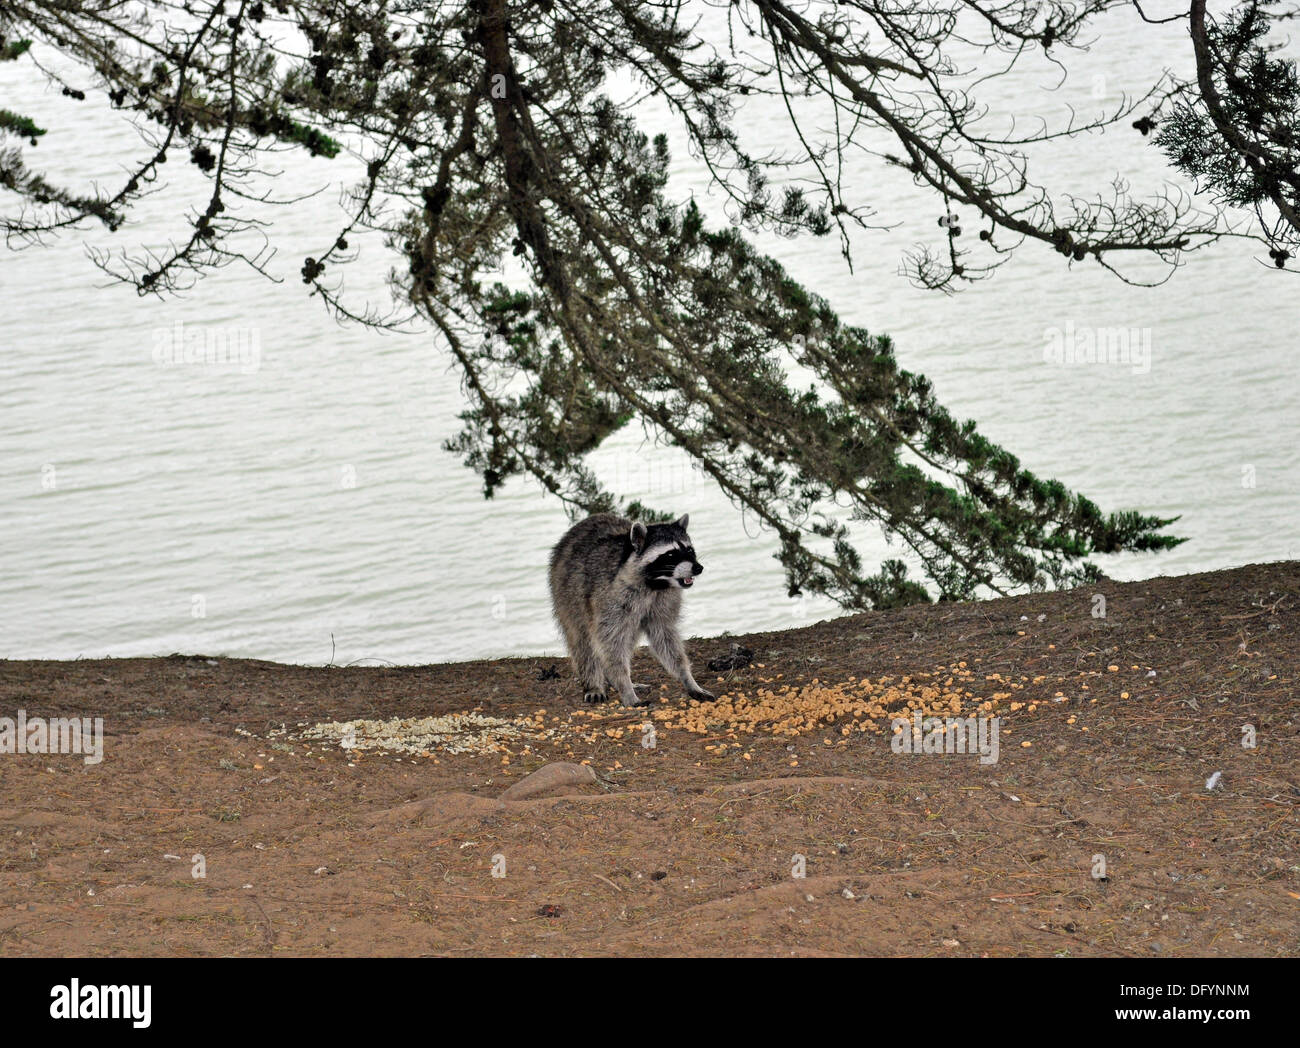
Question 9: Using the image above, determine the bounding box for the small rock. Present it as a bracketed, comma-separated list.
[501, 762, 597, 801]
[707, 644, 754, 672]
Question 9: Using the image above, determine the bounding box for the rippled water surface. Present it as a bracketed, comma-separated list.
[3, 8, 1298, 665]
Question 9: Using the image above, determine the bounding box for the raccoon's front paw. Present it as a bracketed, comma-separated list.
[686, 686, 716, 702]
[619, 692, 653, 708]
[582, 689, 611, 705]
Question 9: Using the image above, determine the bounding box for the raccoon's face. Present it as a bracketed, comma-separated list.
[630, 515, 704, 591]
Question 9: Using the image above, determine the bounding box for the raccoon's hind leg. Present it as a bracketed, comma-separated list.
[645, 618, 715, 702]
[561, 621, 609, 704]
[594, 611, 647, 708]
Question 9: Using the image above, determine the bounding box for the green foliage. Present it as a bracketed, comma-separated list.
[0, 109, 44, 141]
[246, 105, 341, 157]
[3, 1, 1201, 610]
[1157, 0, 1300, 264]
[0, 146, 120, 227]
[436, 95, 1183, 608]
[1, 38, 33, 61]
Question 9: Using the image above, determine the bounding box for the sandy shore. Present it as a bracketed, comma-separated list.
[1, 561, 1296, 956]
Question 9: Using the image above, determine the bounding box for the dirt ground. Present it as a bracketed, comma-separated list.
[1, 562, 1297, 957]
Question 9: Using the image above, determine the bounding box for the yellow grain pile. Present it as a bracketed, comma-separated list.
[281, 711, 552, 758]
[652, 664, 1023, 739]
[255, 658, 1123, 763]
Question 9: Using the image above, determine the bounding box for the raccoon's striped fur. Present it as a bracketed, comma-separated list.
[548, 513, 714, 707]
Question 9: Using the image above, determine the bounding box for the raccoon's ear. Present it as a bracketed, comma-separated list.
[675, 514, 690, 531]
[630, 522, 647, 551]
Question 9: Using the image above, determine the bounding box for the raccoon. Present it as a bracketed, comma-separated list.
[548, 513, 715, 707]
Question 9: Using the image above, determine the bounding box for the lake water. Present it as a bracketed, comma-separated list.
[3, 6, 1298, 667]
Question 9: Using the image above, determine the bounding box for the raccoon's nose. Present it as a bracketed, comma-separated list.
[692, 562, 703, 575]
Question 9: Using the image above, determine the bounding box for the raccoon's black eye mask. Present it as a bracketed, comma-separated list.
[645, 547, 696, 572]
[644, 547, 703, 589]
